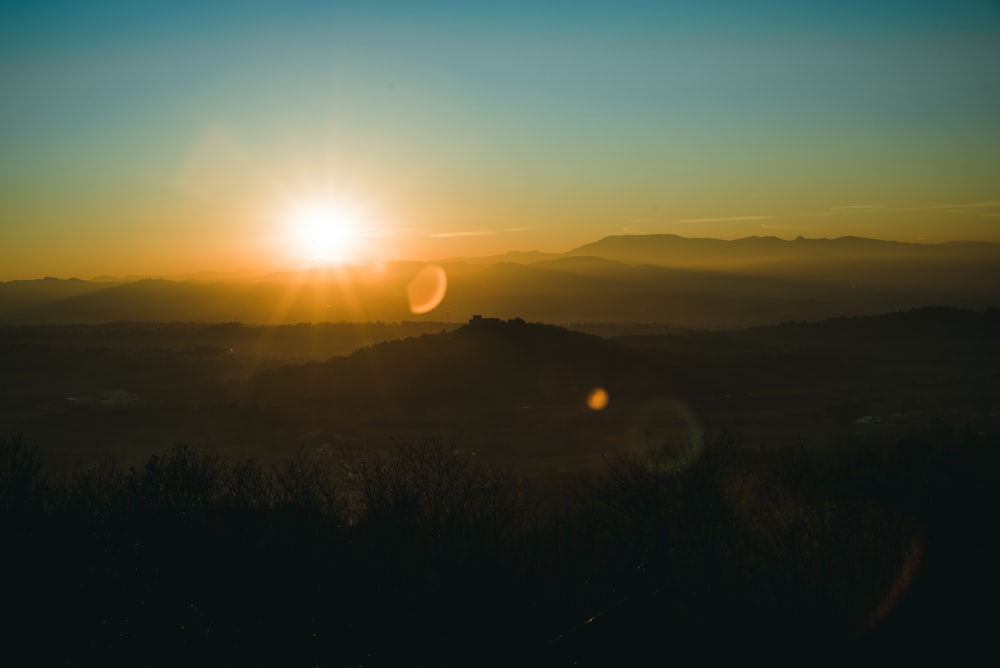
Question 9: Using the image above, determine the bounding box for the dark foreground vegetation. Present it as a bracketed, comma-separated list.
[4, 426, 998, 666]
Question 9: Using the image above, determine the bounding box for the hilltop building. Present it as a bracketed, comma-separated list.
[469, 314, 502, 326]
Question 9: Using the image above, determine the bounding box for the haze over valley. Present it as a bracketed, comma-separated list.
[4, 233, 998, 329]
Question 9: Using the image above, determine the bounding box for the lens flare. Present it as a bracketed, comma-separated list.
[587, 387, 610, 411]
[625, 398, 704, 472]
[866, 535, 924, 631]
[407, 264, 447, 314]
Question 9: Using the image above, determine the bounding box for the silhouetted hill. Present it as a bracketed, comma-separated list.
[617, 306, 1000, 363]
[3, 306, 997, 474]
[566, 233, 823, 267]
[246, 318, 661, 412]
[611, 306, 1000, 443]
[566, 233, 1000, 274]
[452, 251, 1000, 328]
[0, 275, 414, 325]
[0, 276, 119, 314]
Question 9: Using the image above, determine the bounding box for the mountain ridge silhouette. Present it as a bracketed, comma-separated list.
[3, 234, 998, 327]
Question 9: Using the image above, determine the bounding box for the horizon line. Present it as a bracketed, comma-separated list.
[3, 231, 998, 283]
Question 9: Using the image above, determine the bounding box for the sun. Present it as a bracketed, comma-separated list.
[286, 202, 358, 265]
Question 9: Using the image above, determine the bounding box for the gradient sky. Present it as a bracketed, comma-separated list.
[2, 1, 999, 279]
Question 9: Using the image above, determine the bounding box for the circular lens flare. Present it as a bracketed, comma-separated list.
[626, 398, 704, 472]
[407, 265, 447, 314]
[587, 387, 610, 411]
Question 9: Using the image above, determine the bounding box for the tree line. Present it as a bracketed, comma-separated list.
[2, 426, 997, 665]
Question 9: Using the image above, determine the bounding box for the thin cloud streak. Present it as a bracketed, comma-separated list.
[429, 230, 496, 238]
[759, 223, 808, 231]
[674, 215, 775, 224]
[829, 204, 886, 211]
[353, 226, 414, 238]
[808, 201, 1000, 217]
[940, 201, 1000, 209]
[639, 200, 1000, 234]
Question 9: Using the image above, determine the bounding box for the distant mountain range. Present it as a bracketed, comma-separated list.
[2, 234, 998, 328]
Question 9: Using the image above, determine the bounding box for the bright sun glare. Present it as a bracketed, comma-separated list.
[287, 202, 358, 265]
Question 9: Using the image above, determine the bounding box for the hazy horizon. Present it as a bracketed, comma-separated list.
[3, 230, 1000, 284]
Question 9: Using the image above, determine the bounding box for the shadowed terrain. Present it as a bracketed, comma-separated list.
[3, 308, 996, 476]
[2, 236, 998, 665]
